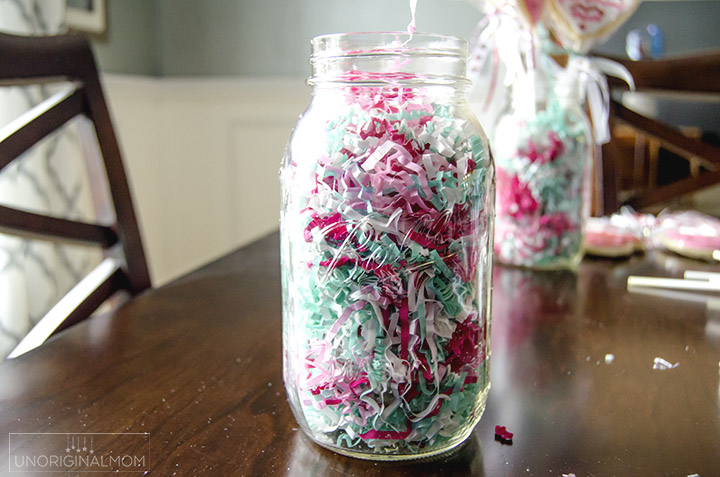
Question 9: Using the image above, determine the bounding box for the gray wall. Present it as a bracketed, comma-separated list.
[155, 0, 482, 77]
[94, 0, 483, 77]
[592, 0, 720, 57]
[92, 0, 159, 75]
[94, 0, 720, 77]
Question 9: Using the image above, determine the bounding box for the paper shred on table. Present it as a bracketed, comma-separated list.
[604, 353, 615, 364]
[562, 474, 577, 477]
[653, 357, 679, 370]
[494, 425, 513, 445]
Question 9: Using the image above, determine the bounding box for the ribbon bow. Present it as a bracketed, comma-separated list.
[562, 56, 635, 145]
[468, 8, 539, 113]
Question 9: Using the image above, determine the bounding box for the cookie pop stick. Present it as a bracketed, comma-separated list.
[627, 275, 720, 292]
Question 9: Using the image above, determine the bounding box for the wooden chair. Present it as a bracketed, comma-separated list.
[597, 50, 720, 215]
[0, 32, 151, 358]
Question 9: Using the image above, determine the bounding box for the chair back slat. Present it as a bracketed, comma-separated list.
[0, 33, 95, 83]
[0, 204, 118, 247]
[606, 51, 720, 94]
[612, 100, 720, 169]
[0, 85, 84, 170]
[7, 258, 126, 359]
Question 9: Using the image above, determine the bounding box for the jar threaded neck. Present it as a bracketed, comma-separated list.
[309, 32, 471, 87]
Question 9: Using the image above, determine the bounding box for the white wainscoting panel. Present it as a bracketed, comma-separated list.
[103, 75, 310, 284]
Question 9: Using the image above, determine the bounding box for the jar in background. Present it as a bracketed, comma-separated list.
[493, 71, 592, 269]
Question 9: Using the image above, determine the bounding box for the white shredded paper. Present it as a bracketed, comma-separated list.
[653, 357, 679, 370]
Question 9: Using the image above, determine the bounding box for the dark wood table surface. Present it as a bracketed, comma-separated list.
[1, 231, 719, 476]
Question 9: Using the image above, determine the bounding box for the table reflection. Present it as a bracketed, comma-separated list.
[486, 265, 590, 473]
[485, 256, 720, 475]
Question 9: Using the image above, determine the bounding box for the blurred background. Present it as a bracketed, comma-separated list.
[13, 0, 720, 285]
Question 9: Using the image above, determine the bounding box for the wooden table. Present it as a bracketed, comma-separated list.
[1, 232, 719, 476]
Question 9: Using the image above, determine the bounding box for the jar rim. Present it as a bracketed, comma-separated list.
[311, 31, 468, 58]
[309, 31, 470, 87]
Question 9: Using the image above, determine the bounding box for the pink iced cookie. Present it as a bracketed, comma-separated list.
[584, 217, 643, 258]
[655, 211, 720, 260]
[585, 227, 643, 257]
[658, 230, 720, 260]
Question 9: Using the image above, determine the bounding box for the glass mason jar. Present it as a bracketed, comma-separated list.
[493, 77, 592, 269]
[280, 32, 494, 460]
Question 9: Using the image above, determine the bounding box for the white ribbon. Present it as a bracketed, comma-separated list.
[468, 8, 537, 114]
[468, 9, 636, 146]
[407, 0, 417, 36]
[563, 56, 635, 145]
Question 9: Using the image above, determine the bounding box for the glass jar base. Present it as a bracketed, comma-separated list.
[495, 253, 583, 271]
[307, 425, 477, 462]
[300, 391, 489, 462]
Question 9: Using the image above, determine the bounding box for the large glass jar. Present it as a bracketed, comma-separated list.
[280, 32, 494, 460]
[493, 82, 592, 269]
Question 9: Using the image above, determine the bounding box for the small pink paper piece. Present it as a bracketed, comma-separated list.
[494, 425, 514, 444]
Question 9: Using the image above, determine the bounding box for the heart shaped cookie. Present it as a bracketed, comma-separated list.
[547, 0, 641, 53]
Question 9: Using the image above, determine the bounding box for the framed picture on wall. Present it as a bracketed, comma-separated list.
[65, 0, 107, 36]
